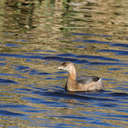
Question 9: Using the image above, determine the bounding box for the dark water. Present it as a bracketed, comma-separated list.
[0, 0, 128, 127]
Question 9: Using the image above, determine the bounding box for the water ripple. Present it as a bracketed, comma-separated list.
[98, 49, 128, 55]
[73, 39, 110, 44]
[77, 55, 119, 61]
[0, 78, 18, 84]
[0, 110, 25, 117]
[111, 43, 128, 48]
[72, 33, 112, 37]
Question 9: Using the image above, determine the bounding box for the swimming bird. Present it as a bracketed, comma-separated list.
[58, 62, 103, 92]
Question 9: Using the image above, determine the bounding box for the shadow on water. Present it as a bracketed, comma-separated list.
[24, 86, 122, 103]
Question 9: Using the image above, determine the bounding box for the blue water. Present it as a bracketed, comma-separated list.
[0, 39, 128, 127]
[0, 0, 128, 128]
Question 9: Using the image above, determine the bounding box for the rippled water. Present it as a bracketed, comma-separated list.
[0, 0, 128, 127]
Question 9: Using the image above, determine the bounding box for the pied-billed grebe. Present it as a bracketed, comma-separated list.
[58, 62, 103, 92]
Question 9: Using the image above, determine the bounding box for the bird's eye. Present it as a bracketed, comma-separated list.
[62, 62, 67, 66]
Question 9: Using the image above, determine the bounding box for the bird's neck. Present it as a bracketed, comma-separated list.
[68, 66, 77, 80]
[66, 67, 77, 91]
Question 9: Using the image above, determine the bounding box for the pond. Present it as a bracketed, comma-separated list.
[0, 0, 128, 127]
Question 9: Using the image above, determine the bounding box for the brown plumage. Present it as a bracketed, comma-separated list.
[58, 62, 103, 92]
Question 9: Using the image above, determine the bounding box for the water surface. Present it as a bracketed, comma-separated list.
[0, 0, 128, 127]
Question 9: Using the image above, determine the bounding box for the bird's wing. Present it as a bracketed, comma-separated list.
[77, 76, 100, 84]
